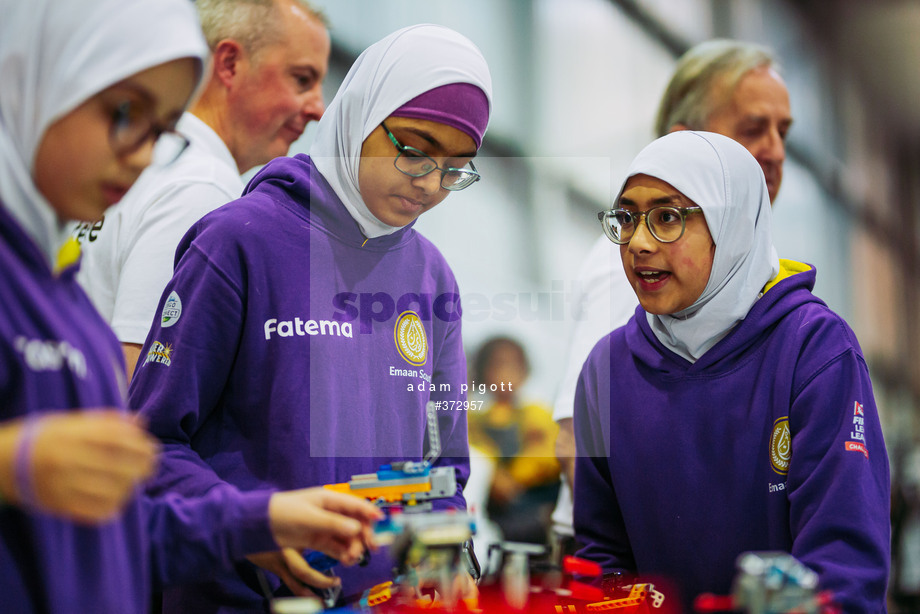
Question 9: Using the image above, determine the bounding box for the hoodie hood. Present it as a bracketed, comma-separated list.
[628, 259, 824, 373]
[243, 153, 417, 252]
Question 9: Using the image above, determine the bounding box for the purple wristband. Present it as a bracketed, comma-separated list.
[14, 416, 43, 508]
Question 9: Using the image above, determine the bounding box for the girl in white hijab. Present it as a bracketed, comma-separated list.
[617, 130, 780, 362]
[575, 131, 889, 611]
[311, 23, 492, 238]
[124, 23, 493, 608]
[0, 1, 379, 611]
[0, 0, 209, 268]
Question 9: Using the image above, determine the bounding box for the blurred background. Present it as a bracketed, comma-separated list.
[284, 0, 920, 604]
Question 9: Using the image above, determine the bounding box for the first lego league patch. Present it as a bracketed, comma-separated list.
[845, 401, 869, 459]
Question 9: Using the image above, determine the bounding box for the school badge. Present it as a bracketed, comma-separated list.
[161, 291, 182, 328]
[770, 416, 791, 475]
[394, 310, 428, 366]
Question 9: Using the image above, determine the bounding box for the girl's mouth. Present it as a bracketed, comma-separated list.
[635, 269, 671, 289]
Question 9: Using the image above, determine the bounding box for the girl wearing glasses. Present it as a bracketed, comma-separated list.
[574, 131, 888, 612]
[0, 1, 380, 611]
[128, 24, 491, 609]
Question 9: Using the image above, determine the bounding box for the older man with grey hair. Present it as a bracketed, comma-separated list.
[550, 39, 793, 562]
[656, 39, 792, 202]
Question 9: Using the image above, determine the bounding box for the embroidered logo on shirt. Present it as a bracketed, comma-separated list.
[394, 311, 428, 366]
[770, 417, 791, 475]
[144, 340, 173, 367]
[161, 291, 182, 328]
[845, 401, 869, 459]
[14, 336, 87, 379]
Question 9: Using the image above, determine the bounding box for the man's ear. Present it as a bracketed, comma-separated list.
[668, 123, 690, 134]
[212, 39, 244, 87]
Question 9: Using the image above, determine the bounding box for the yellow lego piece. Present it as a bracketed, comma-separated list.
[586, 584, 650, 611]
[324, 480, 430, 503]
[365, 581, 393, 607]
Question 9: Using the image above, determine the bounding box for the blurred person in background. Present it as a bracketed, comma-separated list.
[468, 336, 560, 546]
[0, 1, 378, 612]
[551, 39, 793, 561]
[75, 0, 330, 379]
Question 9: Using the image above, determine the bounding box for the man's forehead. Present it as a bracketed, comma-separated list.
[261, 18, 329, 67]
[733, 68, 789, 104]
[714, 67, 792, 120]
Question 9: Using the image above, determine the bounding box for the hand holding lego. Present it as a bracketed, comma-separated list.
[247, 548, 340, 599]
[0, 410, 159, 524]
[267, 487, 382, 564]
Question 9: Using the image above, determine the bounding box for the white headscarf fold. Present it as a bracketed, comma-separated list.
[310, 24, 492, 239]
[621, 131, 780, 362]
[0, 0, 208, 268]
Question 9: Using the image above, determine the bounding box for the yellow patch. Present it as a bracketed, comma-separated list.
[54, 237, 82, 273]
[394, 311, 428, 366]
[763, 259, 812, 294]
[770, 417, 791, 475]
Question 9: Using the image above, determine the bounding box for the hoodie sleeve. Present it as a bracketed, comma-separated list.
[145, 486, 276, 589]
[786, 342, 890, 612]
[572, 335, 637, 574]
[129, 224, 246, 499]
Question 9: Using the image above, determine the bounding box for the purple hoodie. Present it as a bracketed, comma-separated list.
[0, 204, 277, 614]
[130, 154, 471, 613]
[574, 262, 889, 613]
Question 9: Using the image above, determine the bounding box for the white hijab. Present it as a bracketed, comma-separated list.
[310, 24, 493, 239]
[621, 131, 780, 362]
[0, 0, 208, 268]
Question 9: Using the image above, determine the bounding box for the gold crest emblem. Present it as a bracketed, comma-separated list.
[770, 417, 791, 475]
[394, 311, 428, 366]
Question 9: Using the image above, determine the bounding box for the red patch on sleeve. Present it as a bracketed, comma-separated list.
[845, 441, 868, 459]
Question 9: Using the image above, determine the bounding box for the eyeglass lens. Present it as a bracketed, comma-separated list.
[609, 207, 687, 243]
[394, 153, 478, 191]
[111, 101, 188, 166]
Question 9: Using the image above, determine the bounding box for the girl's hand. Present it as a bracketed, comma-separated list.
[267, 487, 382, 563]
[247, 548, 338, 598]
[0, 410, 159, 523]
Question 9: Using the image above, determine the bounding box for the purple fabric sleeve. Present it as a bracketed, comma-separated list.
[146, 486, 276, 589]
[132, 242, 247, 499]
[785, 348, 889, 612]
[572, 333, 635, 574]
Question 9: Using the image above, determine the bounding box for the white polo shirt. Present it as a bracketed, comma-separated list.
[76, 113, 244, 344]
